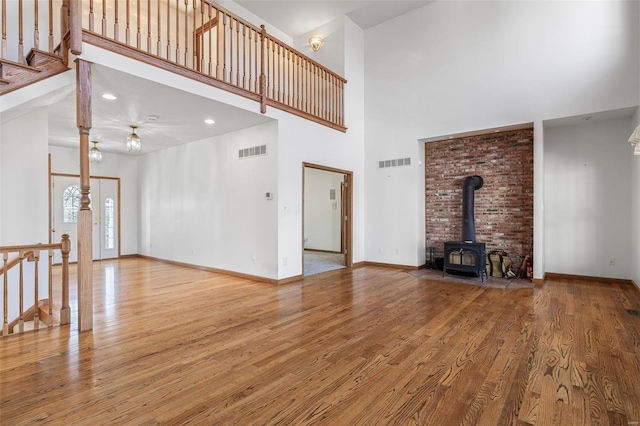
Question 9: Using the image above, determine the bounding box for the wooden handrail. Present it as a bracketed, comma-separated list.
[0, 250, 33, 276]
[1, 235, 71, 337]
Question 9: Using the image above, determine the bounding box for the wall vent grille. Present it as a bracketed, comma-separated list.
[378, 157, 411, 168]
[239, 144, 267, 159]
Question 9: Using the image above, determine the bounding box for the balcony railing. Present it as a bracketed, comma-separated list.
[0, 0, 347, 131]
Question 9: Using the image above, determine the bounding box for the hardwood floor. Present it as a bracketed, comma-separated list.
[1, 258, 639, 425]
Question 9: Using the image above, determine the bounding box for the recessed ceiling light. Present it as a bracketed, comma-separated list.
[204, 119, 215, 124]
[102, 93, 117, 100]
[146, 115, 159, 122]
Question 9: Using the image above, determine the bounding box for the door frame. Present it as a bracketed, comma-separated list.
[49, 172, 122, 259]
[302, 162, 353, 275]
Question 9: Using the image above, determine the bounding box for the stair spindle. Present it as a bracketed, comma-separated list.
[183, 0, 188, 67]
[229, 18, 234, 84]
[3, 253, 8, 335]
[33, 0, 39, 50]
[18, 251, 24, 333]
[88, 0, 93, 32]
[147, 0, 152, 52]
[48, 0, 52, 52]
[101, 0, 106, 36]
[157, 0, 162, 57]
[137, 0, 141, 49]
[125, 0, 130, 45]
[33, 250, 39, 331]
[48, 249, 53, 327]
[112, 0, 119, 41]
[208, 3, 212, 76]
[1, 0, 7, 58]
[175, 0, 179, 65]
[248, 29, 253, 91]
[166, 0, 170, 60]
[193, 0, 197, 70]
[18, 0, 24, 63]
[235, 21, 240, 86]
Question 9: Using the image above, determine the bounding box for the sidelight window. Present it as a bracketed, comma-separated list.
[63, 185, 81, 223]
[105, 198, 115, 250]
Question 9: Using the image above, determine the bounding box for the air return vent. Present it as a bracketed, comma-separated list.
[239, 144, 267, 159]
[378, 157, 411, 168]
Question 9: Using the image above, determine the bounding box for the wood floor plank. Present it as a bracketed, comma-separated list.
[1, 259, 640, 425]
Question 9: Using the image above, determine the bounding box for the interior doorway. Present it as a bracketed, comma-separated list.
[51, 174, 121, 262]
[302, 163, 353, 276]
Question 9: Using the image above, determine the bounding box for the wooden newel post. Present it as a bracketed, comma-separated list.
[68, 0, 82, 55]
[259, 25, 267, 114]
[60, 234, 71, 325]
[60, 0, 69, 65]
[76, 59, 93, 332]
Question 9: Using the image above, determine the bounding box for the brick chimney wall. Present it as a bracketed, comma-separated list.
[425, 128, 534, 269]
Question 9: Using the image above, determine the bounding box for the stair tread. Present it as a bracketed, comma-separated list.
[0, 58, 41, 73]
[26, 49, 65, 68]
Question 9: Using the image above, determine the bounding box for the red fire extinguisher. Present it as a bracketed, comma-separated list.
[526, 258, 533, 281]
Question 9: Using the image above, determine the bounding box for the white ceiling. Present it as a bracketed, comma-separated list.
[235, 1, 432, 38]
[54, 65, 273, 155]
[3, 65, 273, 155]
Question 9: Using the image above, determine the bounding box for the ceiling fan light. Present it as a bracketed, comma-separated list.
[89, 141, 103, 163]
[126, 126, 142, 153]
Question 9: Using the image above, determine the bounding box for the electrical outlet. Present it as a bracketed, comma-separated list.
[379, 248, 384, 254]
[252, 255, 257, 263]
[283, 257, 288, 266]
[609, 258, 615, 266]
[395, 249, 400, 255]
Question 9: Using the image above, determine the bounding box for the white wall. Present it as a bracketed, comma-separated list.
[1, 109, 49, 245]
[364, 1, 639, 274]
[544, 117, 633, 279]
[0, 109, 51, 322]
[276, 16, 365, 279]
[138, 121, 279, 279]
[304, 168, 343, 252]
[49, 145, 139, 255]
[295, 18, 346, 76]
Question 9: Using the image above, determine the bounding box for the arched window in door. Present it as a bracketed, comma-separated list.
[105, 198, 115, 250]
[63, 185, 81, 223]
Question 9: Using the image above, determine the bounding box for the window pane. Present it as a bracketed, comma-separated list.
[105, 198, 115, 250]
[63, 185, 80, 223]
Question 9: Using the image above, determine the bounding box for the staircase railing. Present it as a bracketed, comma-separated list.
[1, 235, 71, 337]
[0, 0, 62, 62]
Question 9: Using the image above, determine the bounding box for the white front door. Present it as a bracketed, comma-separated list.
[51, 176, 119, 262]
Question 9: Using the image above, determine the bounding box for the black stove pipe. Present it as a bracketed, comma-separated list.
[462, 175, 484, 243]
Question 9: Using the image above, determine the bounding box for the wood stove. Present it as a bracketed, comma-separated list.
[442, 175, 486, 282]
[444, 241, 486, 282]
